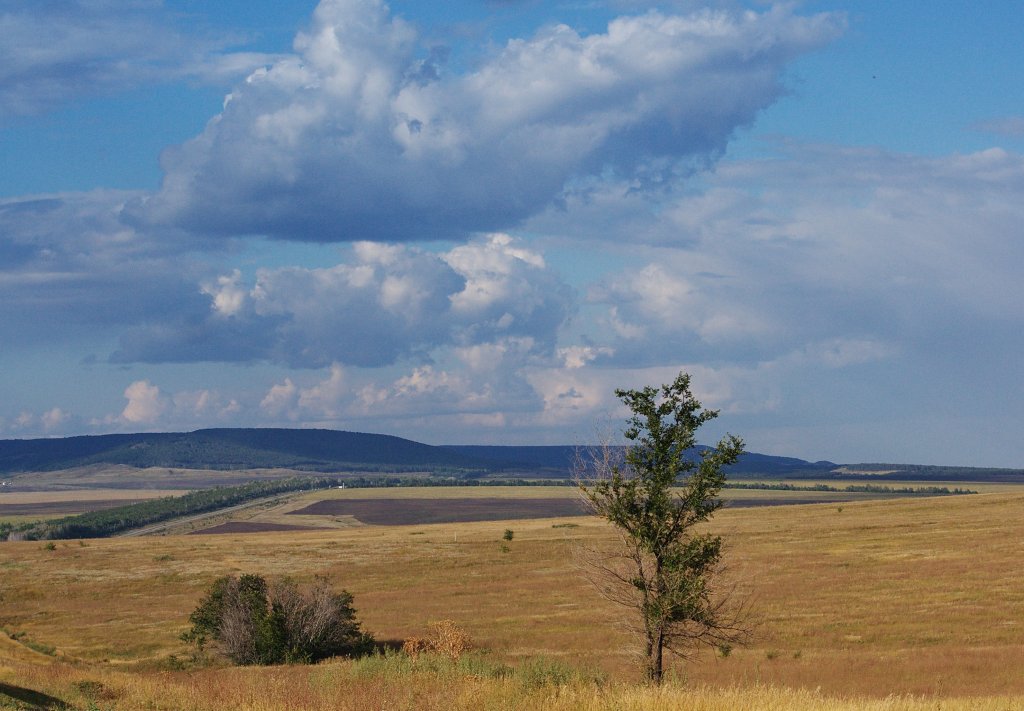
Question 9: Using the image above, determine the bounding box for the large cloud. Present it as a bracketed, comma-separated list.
[533, 142, 1024, 369]
[112, 233, 574, 367]
[134, 0, 842, 241]
[0, 1, 279, 119]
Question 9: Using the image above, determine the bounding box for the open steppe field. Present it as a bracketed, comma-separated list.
[1, 470, 993, 536]
[2, 487, 1024, 709]
[152, 480, 945, 535]
[0, 489, 186, 527]
[0, 465, 334, 493]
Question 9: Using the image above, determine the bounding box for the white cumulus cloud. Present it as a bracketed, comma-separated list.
[114, 234, 573, 368]
[134, 0, 842, 242]
[121, 380, 167, 424]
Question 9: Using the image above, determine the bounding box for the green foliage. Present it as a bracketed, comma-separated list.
[7, 630, 56, 656]
[579, 371, 746, 684]
[183, 574, 373, 666]
[502, 529, 514, 541]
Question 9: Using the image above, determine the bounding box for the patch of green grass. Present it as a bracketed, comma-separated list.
[5, 629, 57, 657]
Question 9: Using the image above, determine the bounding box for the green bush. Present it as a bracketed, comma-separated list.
[183, 574, 373, 665]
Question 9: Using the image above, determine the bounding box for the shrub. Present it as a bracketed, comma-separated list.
[73, 680, 118, 702]
[183, 574, 373, 665]
[402, 620, 473, 662]
[428, 619, 473, 661]
[502, 529, 514, 541]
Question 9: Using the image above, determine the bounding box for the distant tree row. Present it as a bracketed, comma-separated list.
[825, 464, 1024, 482]
[723, 482, 977, 495]
[4, 477, 338, 541]
[0, 476, 582, 542]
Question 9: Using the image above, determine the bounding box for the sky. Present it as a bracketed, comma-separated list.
[2, 0, 1023, 467]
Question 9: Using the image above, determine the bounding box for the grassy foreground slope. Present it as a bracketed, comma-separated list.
[1, 489, 1023, 708]
[3, 654, 1023, 711]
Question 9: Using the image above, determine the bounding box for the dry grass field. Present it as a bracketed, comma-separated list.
[2, 486, 1023, 709]
[143, 481, 947, 535]
[0, 464, 323, 491]
[0, 489, 186, 527]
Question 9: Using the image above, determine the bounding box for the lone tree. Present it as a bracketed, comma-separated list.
[578, 371, 748, 684]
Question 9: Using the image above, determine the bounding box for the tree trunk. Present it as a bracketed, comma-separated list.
[644, 629, 655, 682]
[652, 628, 664, 684]
[644, 625, 665, 684]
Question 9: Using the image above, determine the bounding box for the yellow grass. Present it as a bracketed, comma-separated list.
[2, 663, 1024, 711]
[2, 652, 1023, 710]
[1, 464, 300, 490]
[1, 488, 1023, 708]
[0, 488, 189, 525]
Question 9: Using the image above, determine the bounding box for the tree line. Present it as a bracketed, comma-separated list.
[0, 475, 581, 541]
[2, 477, 338, 541]
[723, 482, 976, 495]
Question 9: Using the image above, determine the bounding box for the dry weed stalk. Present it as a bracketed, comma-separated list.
[403, 620, 473, 661]
[401, 636, 427, 659]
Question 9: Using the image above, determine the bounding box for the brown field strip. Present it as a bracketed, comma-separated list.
[0, 499, 154, 516]
[0, 488, 184, 504]
[190, 521, 325, 535]
[281, 494, 873, 527]
[0, 488, 1022, 704]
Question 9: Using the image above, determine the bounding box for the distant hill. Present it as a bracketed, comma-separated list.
[0, 429, 490, 475]
[444, 445, 836, 478]
[1, 429, 1020, 482]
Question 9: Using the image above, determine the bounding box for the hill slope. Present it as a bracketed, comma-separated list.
[443, 444, 836, 478]
[2, 429, 1020, 482]
[0, 429, 489, 474]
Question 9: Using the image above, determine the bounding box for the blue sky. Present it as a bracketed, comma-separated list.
[2, 0, 1023, 466]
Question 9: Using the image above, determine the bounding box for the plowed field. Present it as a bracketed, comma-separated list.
[286, 496, 589, 524]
